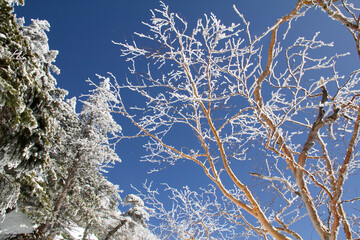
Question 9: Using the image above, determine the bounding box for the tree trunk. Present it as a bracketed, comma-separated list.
[36, 156, 79, 235]
[103, 220, 126, 240]
[81, 224, 90, 240]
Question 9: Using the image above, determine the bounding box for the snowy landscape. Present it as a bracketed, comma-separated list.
[1, 0, 360, 239]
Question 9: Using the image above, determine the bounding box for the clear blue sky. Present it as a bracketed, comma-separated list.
[13, 0, 303, 192]
[15, 1, 358, 237]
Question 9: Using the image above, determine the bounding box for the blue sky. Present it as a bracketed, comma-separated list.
[14, 1, 359, 237]
[13, 0, 301, 193]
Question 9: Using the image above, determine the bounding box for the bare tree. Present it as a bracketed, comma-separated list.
[133, 182, 252, 239]
[104, 1, 360, 239]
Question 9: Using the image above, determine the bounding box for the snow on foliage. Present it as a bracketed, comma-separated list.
[0, 210, 34, 239]
[0, 1, 155, 239]
[80, 75, 122, 168]
[0, 0, 65, 220]
[3, 0, 360, 239]
[3, 0, 23, 6]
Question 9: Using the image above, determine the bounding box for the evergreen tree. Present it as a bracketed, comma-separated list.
[0, 0, 65, 219]
[104, 194, 156, 240]
[34, 77, 122, 238]
[0, 2, 157, 239]
[0, 3, 125, 239]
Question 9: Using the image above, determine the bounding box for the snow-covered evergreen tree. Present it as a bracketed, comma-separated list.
[33, 77, 123, 238]
[0, 2, 133, 239]
[0, 0, 65, 219]
[103, 194, 156, 240]
[0, 2, 158, 239]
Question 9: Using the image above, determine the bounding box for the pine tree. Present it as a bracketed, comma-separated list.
[0, 0, 65, 219]
[104, 194, 156, 240]
[1, 3, 156, 239]
[0, 3, 122, 239]
[35, 77, 122, 238]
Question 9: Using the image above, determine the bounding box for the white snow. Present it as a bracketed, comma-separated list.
[0, 33, 6, 41]
[53, 225, 98, 240]
[4, 0, 21, 6]
[0, 210, 34, 239]
[0, 212, 99, 240]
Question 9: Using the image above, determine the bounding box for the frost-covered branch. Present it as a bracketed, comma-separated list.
[105, 1, 360, 239]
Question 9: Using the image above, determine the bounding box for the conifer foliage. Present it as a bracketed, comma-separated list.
[0, 0, 63, 219]
[0, 1, 154, 239]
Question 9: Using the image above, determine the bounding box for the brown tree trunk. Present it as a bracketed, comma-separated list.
[103, 220, 127, 240]
[36, 156, 79, 235]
